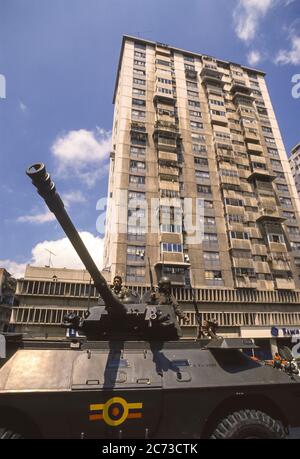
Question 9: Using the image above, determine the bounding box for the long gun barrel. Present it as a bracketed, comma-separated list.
[26, 163, 126, 316]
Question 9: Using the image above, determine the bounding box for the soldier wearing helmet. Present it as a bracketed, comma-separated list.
[151, 276, 188, 324]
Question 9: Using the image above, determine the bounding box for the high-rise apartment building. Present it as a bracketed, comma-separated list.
[289, 143, 300, 196]
[103, 35, 300, 293]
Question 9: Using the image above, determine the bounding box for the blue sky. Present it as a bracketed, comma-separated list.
[0, 0, 299, 277]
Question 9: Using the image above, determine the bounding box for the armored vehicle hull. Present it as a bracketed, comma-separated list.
[1, 339, 300, 439]
[1, 163, 298, 439]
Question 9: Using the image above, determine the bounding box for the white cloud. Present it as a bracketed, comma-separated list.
[51, 127, 111, 187]
[62, 190, 86, 208]
[19, 101, 27, 113]
[17, 208, 55, 224]
[17, 191, 86, 224]
[0, 260, 27, 278]
[0, 232, 104, 279]
[247, 50, 262, 66]
[233, 0, 275, 42]
[275, 33, 300, 65]
[233, 0, 294, 42]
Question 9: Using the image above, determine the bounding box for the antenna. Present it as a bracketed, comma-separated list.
[45, 248, 56, 267]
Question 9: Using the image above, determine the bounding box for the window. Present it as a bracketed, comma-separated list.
[262, 126, 273, 134]
[133, 68, 146, 76]
[186, 81, 198, 88]
[204, 252, 220, 261]
[195, 170, 210, 179]
[188, 100, 200, 107]
[133, 88, 146, 96]
[156, 59, 170, 67]
[130, 160, 146, 171]
[215, 131, 230, 141]
[205, 271, 223, 281]
[134, 59, 145, 67]
[204, 200, 213, 209]
[126, 266, 145, 283]
[157, 77, 172, 84]
[131, 109, 146, 119]
[204, 216, 216, 226]
[135, 42, 146, 50]
[267, 233, 284, 244]
[128, 191, 146, 200]
[160, 224, 182, 233]
[132, 98, 146, 107]
[133, 77, 146, 86]
[291, 242, 300, 250]
[191, 133, 206, 143]
[265, 137, 276, 145]
[227, 214, 244, 223]
[268, 148, 279, 157]
[220, 169, 239, 178]
[157, 86, 173, 94]
[187, 90, 199, 98]
[271, 159, 282, 169]
[129, 175, 145, 185]
[209, 99, 224, 106]
[189, 110, 202, 118]
[277, 184, 288, 193]
[184, 63, 195, 70]
[211, 109, 226, 117]
[288, 227, 300, 236]
[230, 231, 249, 240]
[225, 198, 244, 207]
[134, 51, 146, 59]
[184, 55, 194, 62]
[279, 197, 292, 207]
[194, 157, 208, 166]
[127, 246, 146, 261]
[233, 268, 256, 278]
[197, 185, 212, 194]
[283, 211, 295, 220]
[204, 233, 218, 242]
[190, 121, 204, 130]
[130, 146, 146, 157]
[161, 243, 183, 253]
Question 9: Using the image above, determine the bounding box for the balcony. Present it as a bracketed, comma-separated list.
[230, 239, 251, 251]
[216, 149, 235, 163]
[268, 241, 288, 254]
[247, 167, 276, 182]
[210, 112, 228, 126]
[154, 135, 177, 152]
[158, 165, 179, 177]
[185, 68, 198, 80]
[247, 143, 264, 154]
[234, 277, 257, 289]
[275, 278, 295, 290]
[231, 80, 253, 96]
[131, 122, 147, 134]
[244, 129, 260, 143]
[154, 120, 178, 137]
[153, 91, 175, 105]
[256, 207, 285, 223]
[158, 151, 178, 162]
[200, 66, 225, 87]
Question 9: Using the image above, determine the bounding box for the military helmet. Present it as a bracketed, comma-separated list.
[158, 276, 172, 288]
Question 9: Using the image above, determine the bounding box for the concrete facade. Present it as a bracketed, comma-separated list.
[103, 36, 300, 293]
[0, 268, 15, 331]
[289, 143, 300, 196]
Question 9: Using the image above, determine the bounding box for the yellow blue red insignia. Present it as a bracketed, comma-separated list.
[89, 397, 143, 426]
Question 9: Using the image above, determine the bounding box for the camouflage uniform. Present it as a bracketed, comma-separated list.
[151, 277, 187, 322]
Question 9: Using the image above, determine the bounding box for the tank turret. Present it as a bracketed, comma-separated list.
[26, 163, 181, 341]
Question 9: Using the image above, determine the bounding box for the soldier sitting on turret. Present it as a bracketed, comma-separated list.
[151, 276, 188, 324]
[110, 275, 130, 300]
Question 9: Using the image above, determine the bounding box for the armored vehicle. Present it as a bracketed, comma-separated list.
[1, 163, 300, 439]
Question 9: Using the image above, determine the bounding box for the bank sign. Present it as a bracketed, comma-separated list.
[271, 327, 300, 338]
